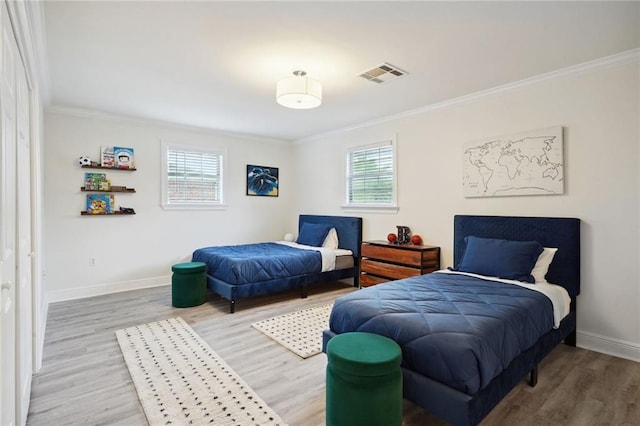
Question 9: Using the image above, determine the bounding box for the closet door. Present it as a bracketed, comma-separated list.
[0, 3, 18, 425]
[15, 41, 32, 425]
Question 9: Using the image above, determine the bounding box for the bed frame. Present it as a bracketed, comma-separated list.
[323, 215, 580, 426]
[404, 215, 581, 425]
[205, 214, 362, 313]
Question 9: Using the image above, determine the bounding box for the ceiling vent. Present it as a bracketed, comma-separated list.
[359, 63, 408, 84]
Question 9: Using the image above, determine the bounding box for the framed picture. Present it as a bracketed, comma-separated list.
[246, 164, 279, 197]
[462, 126, 563, 198]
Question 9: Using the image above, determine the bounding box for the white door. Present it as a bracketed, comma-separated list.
[15, 43, 32, 425]
[0, 3, 18, 425]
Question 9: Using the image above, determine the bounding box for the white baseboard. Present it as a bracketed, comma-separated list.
[47, 276, 171, 303]
[577, 331, 640, 363]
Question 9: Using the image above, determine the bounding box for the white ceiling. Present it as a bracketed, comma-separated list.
[43, 1, 639, 141]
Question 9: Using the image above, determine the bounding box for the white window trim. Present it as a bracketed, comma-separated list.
[341, 135, 399, 214]
[160, 140, 228, 210]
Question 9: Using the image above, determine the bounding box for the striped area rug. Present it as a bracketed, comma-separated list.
[251, 303, 333, 358]
[116, 317, 287, 426]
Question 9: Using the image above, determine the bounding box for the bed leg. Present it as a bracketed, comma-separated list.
[564, 330, 577, 347]
[529, 365, 538, 387]
[301, 284, 308, 299]
[229, 300, 235, 314]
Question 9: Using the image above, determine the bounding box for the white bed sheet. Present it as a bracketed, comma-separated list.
[435, 270, 571, 328]
[275, 241, 352, 272]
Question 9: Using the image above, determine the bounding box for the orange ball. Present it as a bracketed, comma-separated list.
[387, 233, 397, 243]
[411, 235, 422, 245]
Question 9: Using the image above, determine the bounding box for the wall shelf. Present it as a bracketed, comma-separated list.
[80, 187, 136, 193]
[81, 165, 137, 171]
[80, 157, 137, 216]
[80, 211, 136, 216]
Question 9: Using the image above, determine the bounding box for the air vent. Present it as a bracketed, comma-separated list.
[359, 63, 408, 84]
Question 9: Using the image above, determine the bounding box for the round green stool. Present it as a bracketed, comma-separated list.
[326, 332, 403, 426]
[171, 262, 207, 308]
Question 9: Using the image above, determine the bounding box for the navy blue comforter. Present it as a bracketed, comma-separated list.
[329, 272, 554, 395]
[192, 242, 321, 285]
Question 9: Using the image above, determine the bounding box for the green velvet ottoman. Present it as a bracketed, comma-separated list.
[171, 262, 207, 308]
[325, 332, 403, 426]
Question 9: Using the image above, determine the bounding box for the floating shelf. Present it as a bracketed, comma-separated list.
[80, 187, 136, 193]
[81, 211, 136, 216]
[80, 158, 136, 216]
[81, 165, 137, 171]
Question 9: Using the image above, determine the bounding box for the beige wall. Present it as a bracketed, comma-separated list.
[292, 60, 640, 359]
[44, 109, 295, 301]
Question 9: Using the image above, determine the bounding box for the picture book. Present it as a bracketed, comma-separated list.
[114, 146, 135, 169]
[86, 194, 114, 214]
[100, 146, 115, 168]
[84, 173, 107, 191]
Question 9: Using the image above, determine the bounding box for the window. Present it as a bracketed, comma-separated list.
[344, 138, 397, 211]
[161, 142, 226, 210]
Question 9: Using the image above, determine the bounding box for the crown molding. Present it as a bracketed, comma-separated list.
[6, 0, 51, 103]
[295, 48, 640, 144]
[46, 105, 290, 145]
[26, 0, 51, 104]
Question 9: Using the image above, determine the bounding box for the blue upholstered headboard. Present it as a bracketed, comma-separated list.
[453, 215, 581, 299]
[298, 215, 363, 257]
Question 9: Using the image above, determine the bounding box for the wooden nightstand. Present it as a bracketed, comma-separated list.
[360, 241, 440, 287]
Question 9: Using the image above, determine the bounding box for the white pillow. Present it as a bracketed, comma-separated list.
[322, 227, 339, 249]
[531, 247, 558, 283]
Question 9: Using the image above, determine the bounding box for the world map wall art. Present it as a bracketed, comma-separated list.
[462, 126, 564, 198]
[246, 164, 279, 197]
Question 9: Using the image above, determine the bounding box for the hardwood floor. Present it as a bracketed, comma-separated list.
[28, 283, 639, 426]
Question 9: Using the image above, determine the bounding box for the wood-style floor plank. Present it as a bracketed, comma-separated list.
[28, 283, 640, 426]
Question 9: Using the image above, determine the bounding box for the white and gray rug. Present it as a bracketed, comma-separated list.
[116, 317, 287, 426]
[251, 303, 333, 358]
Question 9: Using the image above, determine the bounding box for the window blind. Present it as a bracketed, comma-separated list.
[346, 142, 394, 204]
[167, 149, 222, 204]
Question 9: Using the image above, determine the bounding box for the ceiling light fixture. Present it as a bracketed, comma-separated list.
[276, 70, 322, 109]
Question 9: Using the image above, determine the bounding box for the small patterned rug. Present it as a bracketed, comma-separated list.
[116, 317, 287, 426]
[251, 303, 333, 358]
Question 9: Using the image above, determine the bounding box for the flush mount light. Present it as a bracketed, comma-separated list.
[276, 70, 322, 109]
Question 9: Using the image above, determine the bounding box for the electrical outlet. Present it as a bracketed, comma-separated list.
[89, 257, 96, 267]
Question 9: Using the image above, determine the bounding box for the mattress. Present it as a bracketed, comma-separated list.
[192, 242, 321, 285]
[329, 272, 556, 395]
[335, 254, 354, 270]
[192, 242, 353, 285]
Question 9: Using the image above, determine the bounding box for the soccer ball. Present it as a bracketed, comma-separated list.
[78, 156, 92, 166]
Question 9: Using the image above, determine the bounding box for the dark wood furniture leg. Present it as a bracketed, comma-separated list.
[529, 365, 538, 387]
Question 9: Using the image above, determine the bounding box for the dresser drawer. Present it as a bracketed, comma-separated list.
[361, 243, 439, 267]
[361, 259, 421, 280]
[359, 241, 441, 288]
[360, 273, 389, 287]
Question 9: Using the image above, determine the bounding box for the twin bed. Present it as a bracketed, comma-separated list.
[324, 214, 580, 425]
[192, 215, 363, 313]
[192, 213, 580, 425]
